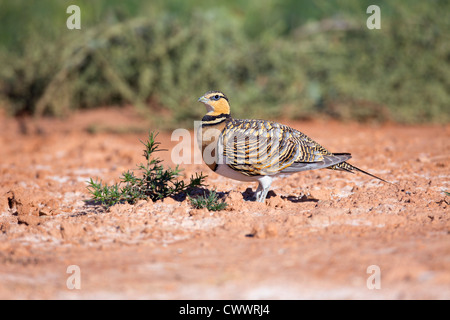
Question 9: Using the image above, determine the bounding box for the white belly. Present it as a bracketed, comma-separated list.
[213, 148, 293, 191]
[214, 163, 276, 198]
[215, 163, 259, 182]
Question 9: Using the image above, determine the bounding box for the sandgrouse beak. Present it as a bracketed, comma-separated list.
[198, 95, 209, 104]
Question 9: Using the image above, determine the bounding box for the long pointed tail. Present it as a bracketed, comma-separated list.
[330, 157, 394, 185]
[343, 163, 392, 184]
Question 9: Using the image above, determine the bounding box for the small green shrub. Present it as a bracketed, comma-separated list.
[188, 190, 228, 212]
[87, 131, 206, 206]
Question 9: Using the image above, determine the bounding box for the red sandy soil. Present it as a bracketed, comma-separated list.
[0, 107, 448, 299]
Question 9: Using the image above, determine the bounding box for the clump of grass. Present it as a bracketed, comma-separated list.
[188, 190, 228, 212]
[87, 131, 206, 206]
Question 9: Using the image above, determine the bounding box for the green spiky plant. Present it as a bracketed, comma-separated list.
[87, 131, 206, 206]
[188, 189, 228, 212]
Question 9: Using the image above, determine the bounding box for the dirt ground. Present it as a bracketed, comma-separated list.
[0, 107, 448, 300]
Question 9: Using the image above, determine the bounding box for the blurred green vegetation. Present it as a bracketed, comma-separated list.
[0, 0, 448, 126]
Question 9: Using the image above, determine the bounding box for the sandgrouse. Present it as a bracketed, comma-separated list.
[198, 90, 389, 202]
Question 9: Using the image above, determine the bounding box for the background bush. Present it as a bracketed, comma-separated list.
[0, 0, 448, 126]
